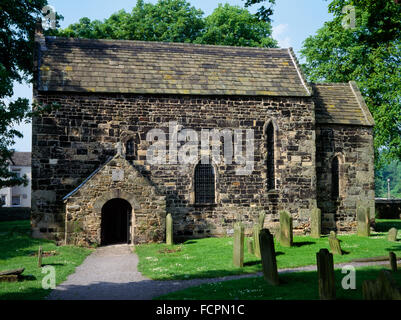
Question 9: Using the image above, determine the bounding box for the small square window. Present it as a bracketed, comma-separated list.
[12, 169, 21, 178]
[12, 196, 21, 206]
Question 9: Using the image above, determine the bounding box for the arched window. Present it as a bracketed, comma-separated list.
[194, 163, 215, 204]
[331, 156, 340, 200]
[266, 122, 275, 190]
[125, 139, 135, 159]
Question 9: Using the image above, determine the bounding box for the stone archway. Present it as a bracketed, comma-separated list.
[101, 198, 132, 245]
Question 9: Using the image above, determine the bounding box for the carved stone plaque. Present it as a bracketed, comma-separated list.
[112, 169, 124, 182]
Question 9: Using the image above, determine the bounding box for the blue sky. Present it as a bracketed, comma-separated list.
[11, 0, 333, 152]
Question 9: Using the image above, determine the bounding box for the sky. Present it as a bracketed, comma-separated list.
[10, 0, 333, 152]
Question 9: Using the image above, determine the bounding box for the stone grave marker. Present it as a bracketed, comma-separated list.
[311, 207, 321, 239]
[258, 211, 266, 230]
[233, 223, 245, 268]
[279, 210, 293, 247]
[329, 231, 342, 255]
[253, 225, 261, 258]
[166, 213, 173, 245]
[38, 246, 43, 268]
[362, 270, 401, 300]
[357, 206, 370, 237]
[316, 248, 336, 300]
[390, 252, 398, 272]
[388, 228, 398, 242]
[247, 238, 254, 255]
[259, 229, 279, 286]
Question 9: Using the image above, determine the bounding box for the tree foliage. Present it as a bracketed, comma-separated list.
[195, 3, 277, 48]
[375, 160, 401, 198]
[301, 0, 401, 166]
[53, 0, 278, 48]
[243, 0, 276, 23]
[0, 0, 48, 188]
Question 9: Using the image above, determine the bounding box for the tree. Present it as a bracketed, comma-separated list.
[195, 3, 278, 48]
[0, 0, 48, 188]
[300, 0, 401, 166]
[54, 0, 205, 43]
[54, 0, 277, 48]
[242, 0, 276, 23]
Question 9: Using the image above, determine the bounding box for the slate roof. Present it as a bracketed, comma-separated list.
[10, 152, 31, 167]
[312, 82, 374, 127]
[35, 36, 311, 97]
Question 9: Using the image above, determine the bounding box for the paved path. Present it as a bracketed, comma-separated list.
[47, 245, 396, 300]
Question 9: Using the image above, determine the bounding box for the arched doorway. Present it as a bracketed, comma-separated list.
[101, 198, 132, 245]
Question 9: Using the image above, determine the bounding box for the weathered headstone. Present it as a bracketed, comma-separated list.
[316, 248, 336, 300]
[259, 229, 279, 286]
[253, 225, 261, 258]
[247, 238, 254, 255]
[258, 211, 266, 230]
[233, 223, 245, 268]
[388, 228, 398, 242]
[166, 213, 173, 245]
[357, 206, 370, 237]
[0, 268, 24, 282]
[362, 270, 401, 300]
[311, 207, 321, 239]
[279, 210, 293, 247]
[329, 231, 342, 255]
[38, 246, 43, 268]
[390, 252, 398, 272]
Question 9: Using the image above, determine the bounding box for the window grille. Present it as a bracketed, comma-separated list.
[194, 163, 215, 204]
[266, 122, 275, 190]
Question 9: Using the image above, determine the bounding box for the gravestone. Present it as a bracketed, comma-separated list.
[388, 228, 398, 242]
[38, 246, 43, 268]
[166, 213, 173, 245]
[311, 207, 321, 239]
[279, 210, 293, 247]
[253, 225, 261, 258]
[247, 238, 254, 255]
[329, 231, 342, 255]
[233, 223, 245, 268]
[357, 206, 370, 237]
[390, 252, 397, 272]
[362, 270, 401, 300]
[0, 268, 24, 282]
[259, 229, 279, 286]
[258, 211, 266, 230]
[316, 248, 336, 300]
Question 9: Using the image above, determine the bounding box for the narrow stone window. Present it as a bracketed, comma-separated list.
[194, 163, 215, 204]
[266, 122, 275, 190]
[332, 156, 340, 200]
[125, 139, 135, 160]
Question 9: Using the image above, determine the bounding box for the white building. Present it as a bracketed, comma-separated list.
[0, 152, 31, 207]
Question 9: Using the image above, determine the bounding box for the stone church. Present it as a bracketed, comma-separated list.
[31, 31, 375, 246]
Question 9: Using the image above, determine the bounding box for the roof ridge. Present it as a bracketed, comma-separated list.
[45, 36, 287, 52]
[288, 48, 312, 96]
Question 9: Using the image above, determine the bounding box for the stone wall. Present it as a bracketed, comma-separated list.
[316, 124, 375, 233]
[64, 154, 166, 246]
[32, 93, 317, 242]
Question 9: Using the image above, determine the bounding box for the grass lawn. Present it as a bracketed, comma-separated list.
[135, 220, 401, 280]
[0, 220, 92, 300]
[156, 265, 401, 300]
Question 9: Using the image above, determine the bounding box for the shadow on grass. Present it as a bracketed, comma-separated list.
[292, 241, 316, 247]
[156, 266, 401, 300]
[375, 220, 401, 232]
